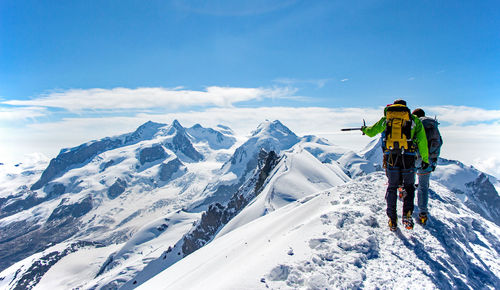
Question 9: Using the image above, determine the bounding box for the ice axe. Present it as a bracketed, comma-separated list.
[341, 119, 366, 135]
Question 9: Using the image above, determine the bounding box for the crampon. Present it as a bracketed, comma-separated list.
[402, 212, 414, 230]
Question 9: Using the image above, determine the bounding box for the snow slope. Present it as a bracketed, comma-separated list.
[217, 145, 350, 238]
[140, 171, 500, 289]
[337, 137, 383, 178]
[117, 144, 352, 289]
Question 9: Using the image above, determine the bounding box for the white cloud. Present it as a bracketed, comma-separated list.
[474, 156, 500, 179]
[340, 78, 349, 82]
[0, 106, 48, 121]
[2, 86, 296, 112]
[1, 103, 500, 179]
[427, 105, 500, 125]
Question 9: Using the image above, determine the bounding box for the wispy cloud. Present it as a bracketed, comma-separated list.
[0, 106, 48, 121]
[427, 105, 500, 125]
[2, 86, 296, 112]
[474, 156, 500, 179]
[340, 78, 349, 82]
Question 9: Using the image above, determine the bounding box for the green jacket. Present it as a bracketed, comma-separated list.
[362, 112, 429, 164]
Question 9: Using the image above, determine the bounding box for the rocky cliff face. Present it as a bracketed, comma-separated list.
[182, 150, 280, 256]
[159, 158, 185, 182]
[166, 131, 203, 162]
[108, 179, 127, 199]
[138, 145, 168, 165]
[465, 173, 500, 225]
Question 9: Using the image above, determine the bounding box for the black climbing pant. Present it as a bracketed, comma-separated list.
[385, 152, 416, 222]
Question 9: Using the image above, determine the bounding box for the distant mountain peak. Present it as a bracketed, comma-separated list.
[171, 120, 184, 130]
[141, 120, 163, 128]
[252, 120, 296, 138]
[135, 121, 165, 133]
[127, 121, 166, 143]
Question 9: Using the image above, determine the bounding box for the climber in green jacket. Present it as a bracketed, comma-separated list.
[361, 99, 429, 231]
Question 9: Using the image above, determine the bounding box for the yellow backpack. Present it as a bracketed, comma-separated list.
[383, 104, 414, 151]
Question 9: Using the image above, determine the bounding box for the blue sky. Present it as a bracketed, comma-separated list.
[2, 0, 499, 107]
[1, 0, 500, 176]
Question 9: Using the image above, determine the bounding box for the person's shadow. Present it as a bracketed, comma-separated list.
[397, 188, 500, 289]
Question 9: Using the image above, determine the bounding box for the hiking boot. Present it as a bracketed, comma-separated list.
[402, 212, 414, 230]
[418, 212, 428, 225]
[388, 218, 397, 231]
[398, 186, 407, 200]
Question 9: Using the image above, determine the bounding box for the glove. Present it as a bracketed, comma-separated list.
[430, 159, 437, 172]
[422, 162, 430, 171]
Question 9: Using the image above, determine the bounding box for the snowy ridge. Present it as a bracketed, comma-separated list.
[217, 146, 350, 238]
[139, 172, 500, 289]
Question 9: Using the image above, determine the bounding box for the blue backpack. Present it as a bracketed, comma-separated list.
[420, 116, 443, 161]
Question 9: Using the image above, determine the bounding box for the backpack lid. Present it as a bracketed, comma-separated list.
[420, 116, 439, 127]
[384, 104, 411, 116]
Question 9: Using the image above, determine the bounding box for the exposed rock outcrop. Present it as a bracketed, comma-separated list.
[48, 196, 93, 221]
[159, 158, 185, 182]
[108, 179, 127, 199]
[138, 145, 168, 165]
[166, 121, 203, 162]
[182, 150, 279, 256]
[465, 173, 500, 225]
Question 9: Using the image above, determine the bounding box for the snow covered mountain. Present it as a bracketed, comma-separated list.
[1, 120, 499, 289]
[433, 158, 500, 226]
[0, 120, 237, 287]
[138, 172, 500, 289]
